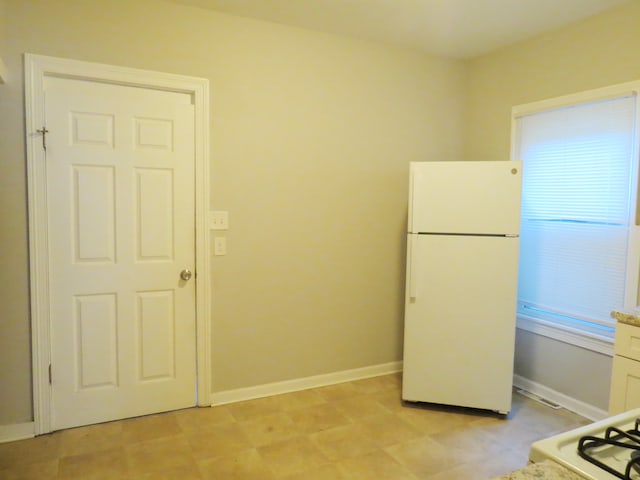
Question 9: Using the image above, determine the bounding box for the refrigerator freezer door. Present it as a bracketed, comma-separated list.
[409, 161, 522, 235]
[402, 234, 519, 413]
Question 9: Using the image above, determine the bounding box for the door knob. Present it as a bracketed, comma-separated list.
[180, 269, 192, 281]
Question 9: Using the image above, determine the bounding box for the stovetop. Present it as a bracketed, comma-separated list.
[530, 408, 640, 480]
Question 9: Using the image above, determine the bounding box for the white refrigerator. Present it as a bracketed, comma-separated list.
[401, 160, 522, 414]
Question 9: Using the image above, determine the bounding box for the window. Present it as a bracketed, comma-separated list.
[512, 86, 640, 354]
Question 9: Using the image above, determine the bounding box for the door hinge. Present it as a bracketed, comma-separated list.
[36, 127, 49, 151]
[48, 364, 52, 385]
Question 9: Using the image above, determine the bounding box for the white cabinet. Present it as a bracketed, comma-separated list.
[609, 321, 640, 414]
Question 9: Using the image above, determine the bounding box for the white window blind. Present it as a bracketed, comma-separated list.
[516, 95, 637, 338]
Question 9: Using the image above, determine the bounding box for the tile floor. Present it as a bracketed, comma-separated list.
[0, 373, 591, 479]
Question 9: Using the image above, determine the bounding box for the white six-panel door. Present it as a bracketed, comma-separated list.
[45, 76, 197, 430]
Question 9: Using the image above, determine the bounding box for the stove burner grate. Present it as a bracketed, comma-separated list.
[578, 418, 640, 480]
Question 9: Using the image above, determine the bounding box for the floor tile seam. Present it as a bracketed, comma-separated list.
[185, 427, 258, 457]
[334, 448, 421, 480]
[486, 443, 530, 462]
[254, 432, 326, 453]
[193, 445, 260, 467]
[227, 400, 334, 423]
[467, 415, 512, 428]
[470, 431, 534, 449]
[272, 464, 350, 480]
[0, 454, 63, 471]
[541, 424, 588, 438]
[477, 425, 544, 450]
[328, 410, 383, 428]
[288, 417, 355, 434]
[175, 421, 241, 437]
[113, 449, 202, 477]
[186, 439, 256, 465]
[316, 418, 377, 445]
[255, 439, 334, 479]
[57, 454, 133, 478]
[384, 432, 500, 476]
[241, 425, 312, 449]
[0, 459, 61, 477]
[307, 421, 378, 441]
[225, 408, 280, 423]
[234, 409, 297, 427]
[376, 394, 406, 412]
[428, 434, 515, 466]
[122, 432, 194, 452]
[307, 438, 380, 463]
[381, 432, 441, 455]
[114, 429, 186, 446]
[383, 442, 465, 479]
[58, 443, 131, 461]
[262, 456, 334, 477]
[185, 431, 250, 455]
[332, 395, 394, 418]
[388, 410, 434, 437]
[443, 449, 529, 479]
[268, 388, 327, 410]
[56, 445, 129, 465]
[65, 441, 198, 475]
[179, 415, 244, 429]
[57, 429, 172, 451]
[173, 415, 239, 430]
[354, 383, 396, 393]
[222, 388, 394, 422]
[240, 408, 357, 435]
[275, 400, 331, 414]
[224, 388, 339, 419]
[524, 422, 583, 438]
[58, 431, 126, 444]
[426, 421, 504, 443]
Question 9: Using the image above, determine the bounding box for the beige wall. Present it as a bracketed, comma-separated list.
[465, 1, 640, 410]
[0, 0, 5, 56]
[0, 0, 465, 424]
[464, 1, 640, 162]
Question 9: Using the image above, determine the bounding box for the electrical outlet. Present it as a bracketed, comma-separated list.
[209, 211, 229, 230]
[214, 236, 227, 256]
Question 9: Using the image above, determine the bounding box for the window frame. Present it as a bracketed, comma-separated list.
[511, 81, 640, 356]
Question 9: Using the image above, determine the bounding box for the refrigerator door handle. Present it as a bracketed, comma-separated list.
[408, 235, 418, 299]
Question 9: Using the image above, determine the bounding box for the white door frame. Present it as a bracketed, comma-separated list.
[24, 54, 211, 434]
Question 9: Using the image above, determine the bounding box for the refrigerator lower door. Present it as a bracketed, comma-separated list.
[402, 234, 519, 413]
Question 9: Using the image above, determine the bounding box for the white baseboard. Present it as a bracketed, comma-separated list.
[211, 361, 403, 406]
[0, 422, 35, 444]
[513, 375, 608, 421]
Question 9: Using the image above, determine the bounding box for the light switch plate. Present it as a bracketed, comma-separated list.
[210, 211, 229, 230]
[214, 236, 227, 256]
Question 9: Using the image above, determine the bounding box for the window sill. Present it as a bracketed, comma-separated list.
[516, 314, 614, 356]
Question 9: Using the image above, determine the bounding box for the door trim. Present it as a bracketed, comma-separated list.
[24, 54, 211, 434]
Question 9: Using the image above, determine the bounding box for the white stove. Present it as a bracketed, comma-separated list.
[530, 408, 640, 479]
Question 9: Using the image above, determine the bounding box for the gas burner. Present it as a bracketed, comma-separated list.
[578, 420, 640, 479]
[631, 451, 640, 473]
[529, 408, 640, 479]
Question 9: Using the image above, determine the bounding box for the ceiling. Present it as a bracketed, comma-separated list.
[171, 0, 630, 59]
